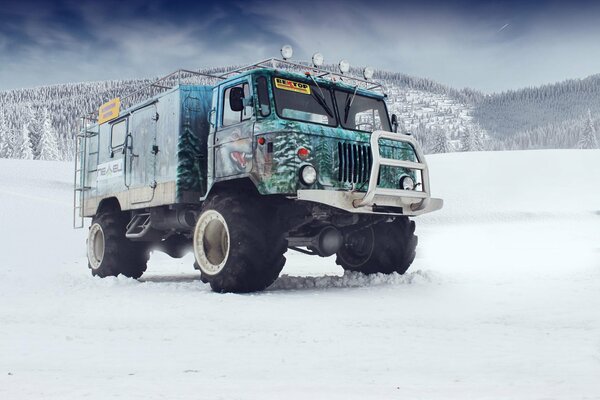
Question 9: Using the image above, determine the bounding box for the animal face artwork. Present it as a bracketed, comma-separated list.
[229, 151, 252, 172]
[215, 126, 253, 178]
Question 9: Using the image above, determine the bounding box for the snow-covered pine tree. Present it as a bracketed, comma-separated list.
[24, 104, 42, 158]
[430, 128, 451, 154]
[16, 123, 34, 159]
[61, 134, 76, 161]
[577, 109, 598, 149]
[459, 127, 475, 152]
[472, 124, 485, 151]
[460, 124, 485, 151]
[37, 108, 61, 160]
[0, 109, 10, 158]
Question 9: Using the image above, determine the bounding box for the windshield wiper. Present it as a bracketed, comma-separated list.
[343, 86, 359, 124]
[307, 74, 334, 118]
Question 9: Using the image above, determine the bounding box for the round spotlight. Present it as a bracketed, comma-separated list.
[400, 176, 415, 190]
[300, 165, 317, 185]
[363, 66, 374, 80]
[312, 52, 324, 67]
[338, 59, 350, 74]
[280, 44, 293, 60]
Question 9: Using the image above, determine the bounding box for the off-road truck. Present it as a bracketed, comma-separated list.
[74, 48, 443, 293]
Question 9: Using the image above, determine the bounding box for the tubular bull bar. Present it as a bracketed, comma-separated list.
[296, 130, 443, 216]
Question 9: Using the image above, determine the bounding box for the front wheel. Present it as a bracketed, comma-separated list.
[192, 194, 286, 293]
[335, 217, 418, 275]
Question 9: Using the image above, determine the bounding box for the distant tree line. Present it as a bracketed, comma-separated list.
[0, 65, 598, 162]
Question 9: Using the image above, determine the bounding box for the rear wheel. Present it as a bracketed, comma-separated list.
[336, 217, 417, 275]
[87, 212, 149, 278]
[193, 194, 286, 293]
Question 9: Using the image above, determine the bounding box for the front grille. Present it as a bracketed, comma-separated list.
[336, 142, 372, 183]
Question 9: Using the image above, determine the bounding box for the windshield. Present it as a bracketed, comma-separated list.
[334, 90, 391, 132]
[272, 77, 337, 126]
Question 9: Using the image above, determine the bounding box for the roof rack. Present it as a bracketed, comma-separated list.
[218, 58, 384, 92]
[80, 69, 225, 123]
[80, 58, 384, 124]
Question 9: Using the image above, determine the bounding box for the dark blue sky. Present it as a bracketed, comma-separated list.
[1, 0, 599, 92]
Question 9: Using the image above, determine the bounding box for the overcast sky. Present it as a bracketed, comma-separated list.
[1, 0, 599, 93]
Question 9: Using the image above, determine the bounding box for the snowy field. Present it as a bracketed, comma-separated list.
[0, 150, 599, 399]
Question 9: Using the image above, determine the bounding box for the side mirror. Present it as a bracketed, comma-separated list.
[229, 87, 245, 112]
[391, 114, 399, 133]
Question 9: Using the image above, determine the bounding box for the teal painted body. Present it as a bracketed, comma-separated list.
[82, 68, 417, 215]
[210, 68, 417, 198]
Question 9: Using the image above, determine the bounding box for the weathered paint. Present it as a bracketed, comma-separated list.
[82, 85, 212, 216]
[81, 68, 418, 216]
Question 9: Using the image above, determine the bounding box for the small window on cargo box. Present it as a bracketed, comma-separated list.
[256, 76, 271, 117]
[222, 82, 252, 127]
[111, 119, 127, 148]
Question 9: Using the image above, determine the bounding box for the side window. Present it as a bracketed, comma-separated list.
[256, 76, 271, 117]
[222, 82, 252, 127]
[111, 119, 127, 148]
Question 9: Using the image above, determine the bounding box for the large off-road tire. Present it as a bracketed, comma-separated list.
[87, 212, 149, 279]
[335, 217, 417, 275]
[193, 194, 286, 293]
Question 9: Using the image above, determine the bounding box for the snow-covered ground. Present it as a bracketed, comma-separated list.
[0, 150, 599, 399]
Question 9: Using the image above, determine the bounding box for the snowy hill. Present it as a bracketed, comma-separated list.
[0, 150, 599, 399]
[1, 65, 599, 161]
[475, 74, 600, 138]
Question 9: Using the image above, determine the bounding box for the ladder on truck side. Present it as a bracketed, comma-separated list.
[73, 116, 97, 229]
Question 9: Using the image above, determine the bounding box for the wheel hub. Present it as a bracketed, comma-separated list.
[193, 210, 230, 275]
[87, 223, 105, 270]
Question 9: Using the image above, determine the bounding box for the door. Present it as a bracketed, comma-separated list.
[214, 78, 254, 179]
[126, 103, 158, 204]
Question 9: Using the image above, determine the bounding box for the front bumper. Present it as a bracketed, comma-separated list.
[295, 130, 443, 216]
[296, 189, 443, 216]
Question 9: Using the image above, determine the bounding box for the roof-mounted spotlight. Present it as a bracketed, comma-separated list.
[280, 44, 293, 60]
[312, 52, 324, 68]
[363, 66, 374, 80]
[338, 59, 350, 74]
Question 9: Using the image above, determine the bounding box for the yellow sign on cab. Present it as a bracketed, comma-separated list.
[98, 98, 121, 124]
[274, 78, 311, 95]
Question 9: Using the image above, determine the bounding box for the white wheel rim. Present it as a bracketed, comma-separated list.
[88, 223, 105, 270]
[193, 210, 230, 275]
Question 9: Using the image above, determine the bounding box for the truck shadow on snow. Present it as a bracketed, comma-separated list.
[138, 270, 434, 292]
[267, 270, 433, 291]
[139, 274, 203, 284]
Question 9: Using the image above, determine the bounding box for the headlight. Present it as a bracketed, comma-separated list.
[300, 165, 317, 185]
[400, 176, 415, 190]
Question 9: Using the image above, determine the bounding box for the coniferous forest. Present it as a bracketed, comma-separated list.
[1, 65, 599, 162]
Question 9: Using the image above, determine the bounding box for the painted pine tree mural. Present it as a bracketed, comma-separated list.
[177, 111, 203, 197]
[315, 128, 334, 186]
[271, 121, 311, 192]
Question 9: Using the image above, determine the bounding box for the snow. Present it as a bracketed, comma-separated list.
[1, 150, 599, 399]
